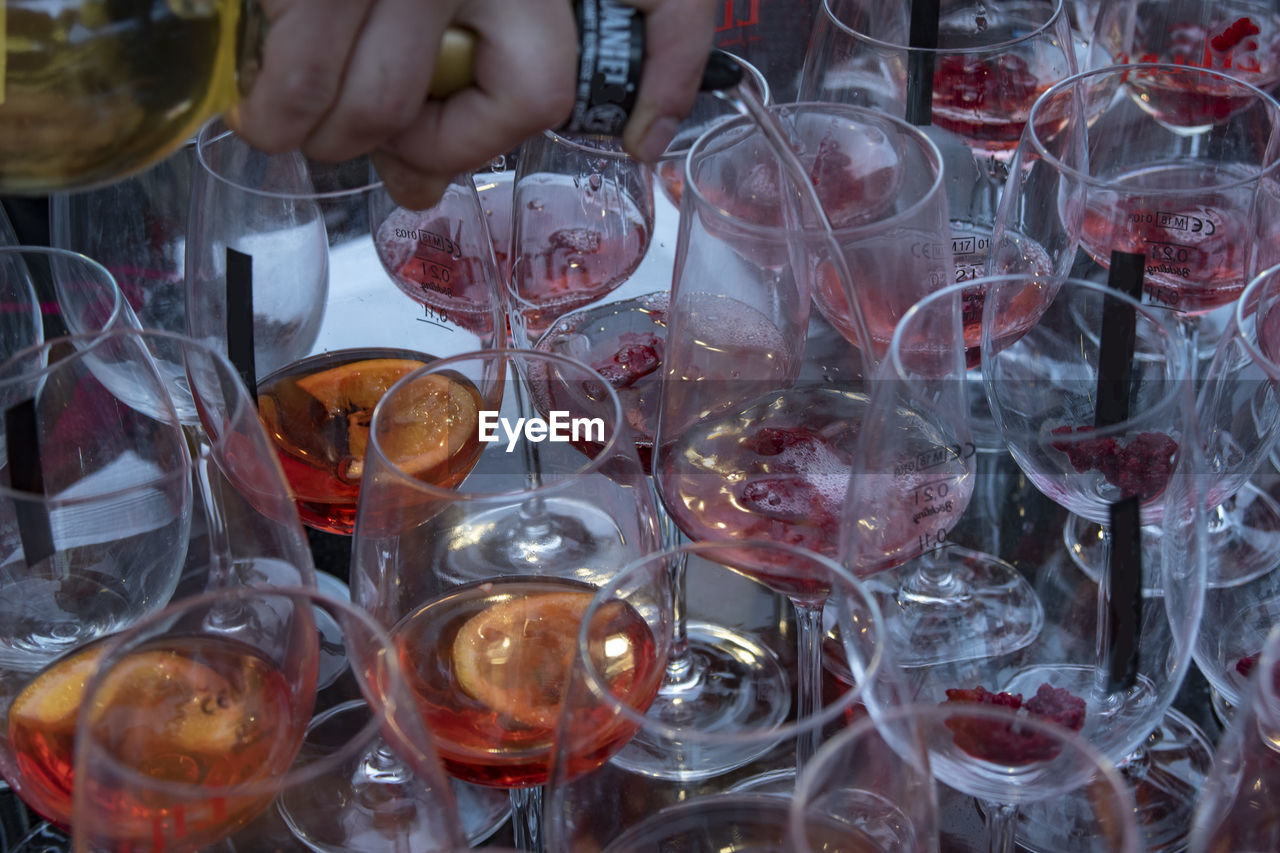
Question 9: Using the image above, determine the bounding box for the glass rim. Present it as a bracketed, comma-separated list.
[0, 327, 262, 500]
[366, 347, 635, 498]
[966, 274, 1193, 437]
[1026, 62, 1280, 190]
[0, 243, 123, 325]
[682, 100, 946, 241]
[820, 0, 1067, 55]
[194, 119, 385, 200]
[574, 538, 890, 743]
[71, 585, 411, 802]
[796, 699, 1140, 843]
[654, 52, 774, 163]
[1236, 261, 1280, 376]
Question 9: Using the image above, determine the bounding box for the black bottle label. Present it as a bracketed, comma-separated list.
[564, 0, 645, 135]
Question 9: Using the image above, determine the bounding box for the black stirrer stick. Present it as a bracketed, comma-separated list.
[225, 247, 258, 401]
[906, 0, 941, 126]
[6, 398, 55, 567]
[1098, 249, 1146, 692]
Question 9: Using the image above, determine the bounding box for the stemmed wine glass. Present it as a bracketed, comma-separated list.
[0, 249, 45, 361]
[792, 701, 1142, 851]
[650, 100, 958, 772]
[68, 585, 466, 853]
[991, 62, 1280, 591]
[799, 0, 1081, 286]
[841, 281, 1047, 668]
[1091, 0, 1280, 94]
[545, 539, 906, 851]
[0, 327, 192, 832]
[50, 137, 197, 334]
[1194, 262, 1280, 721]
[1187, 623, 1280, 852]
[980, 273, 1210, 851]
[349, 348, 660, 851]
[506, 131, 655, 349]
[186, 118, 505, 535]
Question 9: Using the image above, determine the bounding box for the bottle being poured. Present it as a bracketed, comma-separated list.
[0, 0, 743, 195]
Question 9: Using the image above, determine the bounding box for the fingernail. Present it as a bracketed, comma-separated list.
[629, 115, 680, 164]
[372, 151, 450, 210]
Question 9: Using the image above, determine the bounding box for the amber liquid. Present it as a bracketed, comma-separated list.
[0, 0, 241, 193]
[393, 576, 663, 788]
[256, 347, 487, 535]
[7, 633, 300, 844]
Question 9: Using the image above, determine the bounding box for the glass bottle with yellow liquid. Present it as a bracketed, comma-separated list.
[0, 0, 740, 196]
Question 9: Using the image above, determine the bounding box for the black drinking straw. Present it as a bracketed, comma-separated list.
[1106, 496, 1143, 692]
[1098, 249, 1146, 692]
[906, 0, 941, 126]
[6, 398, 54, 567]
[225, 247, 258, 401]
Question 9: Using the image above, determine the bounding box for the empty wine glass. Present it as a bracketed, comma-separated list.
[350, 348, 660, 851]
[1188, 623, 1280, 852]
[50, 137, 197, 334]
[545, 539, 904, 851]
[68, 585, 465, 853]
[1194, 262, 1280, 720]
[794, 701, 1142, 852]
[981, 274, 1210, 851]
[186, 118, 505, 535]
[0, 249, 45, 363]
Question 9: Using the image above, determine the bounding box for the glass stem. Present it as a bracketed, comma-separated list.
[509, 786, 544, 853]
[793, 599, 826, 772]
[187, 426, 234, 587]
[982, 800, 1020, 853]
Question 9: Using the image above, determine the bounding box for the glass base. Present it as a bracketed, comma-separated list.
[878, 546, 1044, 668]
[1065, 481, 1280, 590]
[9, 823, 69, 853]
[608, 620, 790, 781]
[1013, 708, 1215, 853]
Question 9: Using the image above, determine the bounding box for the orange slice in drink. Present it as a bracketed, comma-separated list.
[9, 645, 109, 736]
[451, 591, 594, 729]
[85, 650, 246, 756]
[374, 372, 483, 480]
[295, 357, 426, 478]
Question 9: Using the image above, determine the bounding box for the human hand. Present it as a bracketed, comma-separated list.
[620, 0, 720, 163]
[229, 0, 578, 209]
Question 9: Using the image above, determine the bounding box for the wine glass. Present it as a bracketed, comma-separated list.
[1194, 262, 1280, 720]
[506, 131, 655, 348]
[68, 584, 466, 853]
[650, 100, 954, 771]
[544, 538, 906, 851]
[1188, 623, 1280, 852]
[786, 705, 939, 853]
[793, 701, 1141, 852]
[49, 137, 197, 334]
[980, 273, 1211, 851]
[1091, 0, 1280, 94]
[349, 348, 660, 851]
[0, 249, 45, 362]
[799, 0, 1081, 286]
[991, 62, 1280, 591]
[0, 328, 193, 830]
[186, 118, 506, 535]
[841, 281, 1047, 668]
